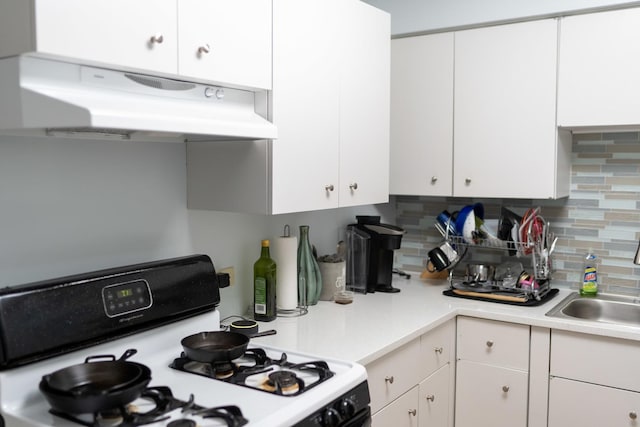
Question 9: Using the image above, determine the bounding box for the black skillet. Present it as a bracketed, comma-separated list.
[39, 349, 151, 414]
[181, 331, 250, 363]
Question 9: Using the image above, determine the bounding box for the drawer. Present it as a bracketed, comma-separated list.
[367, 338, 421, 414]
[419, 319, 454, 378]
[457, 316, 529, 370]
[550, 329, 640, 392]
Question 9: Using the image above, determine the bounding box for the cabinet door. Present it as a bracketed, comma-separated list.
[270, 0, 340, 214]
[33, 0, 178, 74]
[372, 386, 419, 427]
[178, 0, 271, 90]
[418, 364, 450, 427]
[390, 33, 454, 197]
[455, 361, 528, 427]
[549, 377, 640, 427]
[419, 319, 454, 379]
[338, 0, 390, 207]
[558, 8, 640, 128]
[453, 19, 560, 198]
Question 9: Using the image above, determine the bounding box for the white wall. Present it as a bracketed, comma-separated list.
[362, 0, 640, 35]
[0, 134, 395, 318]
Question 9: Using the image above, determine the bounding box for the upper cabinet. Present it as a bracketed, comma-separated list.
[390, 19, 571, 199]
[557, 7, 640, 129]
[0, 0, 271, 90]
[187, 0, 390, 214]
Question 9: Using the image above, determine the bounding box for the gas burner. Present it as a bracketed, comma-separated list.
[262, 371, 301, 395]
[170, 348, 335, 397]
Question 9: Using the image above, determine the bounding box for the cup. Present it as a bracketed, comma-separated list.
[426, 241, 458, 272]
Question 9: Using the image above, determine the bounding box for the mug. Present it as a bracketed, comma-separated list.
[426, 241, 458, 272]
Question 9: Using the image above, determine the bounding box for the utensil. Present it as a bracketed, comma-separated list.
[181, 331, 250, 363]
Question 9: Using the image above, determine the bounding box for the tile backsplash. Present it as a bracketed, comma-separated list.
[394, 132, 640, 295]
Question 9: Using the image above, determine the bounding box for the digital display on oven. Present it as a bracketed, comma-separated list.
[102, 279, 152, 317]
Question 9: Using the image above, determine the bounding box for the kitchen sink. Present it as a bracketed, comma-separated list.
[546, 292, 640, 327]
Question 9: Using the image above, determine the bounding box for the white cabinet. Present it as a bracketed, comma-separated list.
[390, 33, 454, 197]
[0, 0, 271, 90]
[455, 317, 530, 427]
[368, 320, 454, 427]
[390, 19, 571, 199]
[549, 329, 640, 427]
[187, 0, 390, 214]
[454, 19, 569, 199]
[558, 7, 640, 129]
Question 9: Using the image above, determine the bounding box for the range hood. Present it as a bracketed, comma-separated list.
[0, 56, 277, 141]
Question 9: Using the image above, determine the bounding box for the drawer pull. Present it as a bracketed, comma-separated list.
[426, 394, 435, 402]
[630, 411, 638, 420]
[434, 347, 443, 354]
[408, 409, 417, 416]
[384, 376, 394, 384]
[486, 340, 494, 348]
[502, 385, 510, 393]
[325, 184, 334, 192]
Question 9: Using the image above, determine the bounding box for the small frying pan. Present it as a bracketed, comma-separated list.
[181, 331, 249, 363]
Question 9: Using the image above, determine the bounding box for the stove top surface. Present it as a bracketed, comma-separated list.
[0, 310, 367, 427]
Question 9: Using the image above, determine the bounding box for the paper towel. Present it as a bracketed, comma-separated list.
[272, 234, 298, 311]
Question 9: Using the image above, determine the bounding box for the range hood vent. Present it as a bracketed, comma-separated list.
[0, 56, 277, 142]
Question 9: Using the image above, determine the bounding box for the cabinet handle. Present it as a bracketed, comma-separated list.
[150, 33, 164, 44]
[198, 44, 211, 55]
[465, 177, 472, 185]
[408, 409, 417, 416]
[325, 184, 334, 192]
[434, 347, 443, 354]
[502, 385, 510, 393]
[425, 394, 435, 402]
[431, 176, 438, 183]
[384, 376, 394, 384]
[486, 340, 494, 348]
[630, 411, 638, 420]
[349, 182, 358, 191]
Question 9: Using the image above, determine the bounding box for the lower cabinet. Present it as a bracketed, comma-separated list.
[367, 320, 454, 427]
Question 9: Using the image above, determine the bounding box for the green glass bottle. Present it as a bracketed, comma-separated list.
[254, 239, 277, 321]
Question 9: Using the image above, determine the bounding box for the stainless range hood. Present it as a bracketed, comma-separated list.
[0, 56, 277, 141]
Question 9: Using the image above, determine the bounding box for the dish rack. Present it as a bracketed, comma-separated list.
[438, 207, 555, 302]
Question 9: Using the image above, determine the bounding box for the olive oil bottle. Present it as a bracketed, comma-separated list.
[254, 239, 277, 321]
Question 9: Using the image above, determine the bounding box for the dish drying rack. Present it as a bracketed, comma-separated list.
[437, 207, 556, 302]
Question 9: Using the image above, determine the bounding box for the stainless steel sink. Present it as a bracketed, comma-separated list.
[546, 292, 640, 327]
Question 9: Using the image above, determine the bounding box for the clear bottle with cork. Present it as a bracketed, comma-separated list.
[254, 239, 277, 321]
[580, 248, 598, 296]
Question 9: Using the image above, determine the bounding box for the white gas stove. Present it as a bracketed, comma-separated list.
[0, 255, 370, 427]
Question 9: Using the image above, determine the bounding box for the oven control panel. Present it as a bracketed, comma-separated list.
[102, 279, 153, 317]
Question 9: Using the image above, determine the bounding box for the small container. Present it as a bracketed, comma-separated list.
[580, 249, 598, 296]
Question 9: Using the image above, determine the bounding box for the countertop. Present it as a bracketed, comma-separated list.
[253, 277, 640, 366]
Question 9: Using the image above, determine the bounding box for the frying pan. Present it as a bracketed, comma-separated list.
[181, 331, 250, 363]
[39, 349, 151, 414]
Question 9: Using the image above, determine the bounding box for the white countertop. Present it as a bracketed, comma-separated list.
[254, 277, 640, 366]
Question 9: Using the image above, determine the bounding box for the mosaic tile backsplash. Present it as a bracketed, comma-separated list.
[394, 132, 640, 295]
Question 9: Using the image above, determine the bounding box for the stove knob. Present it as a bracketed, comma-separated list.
[322, 407, 342, 427]
[338, 398, 357, 418]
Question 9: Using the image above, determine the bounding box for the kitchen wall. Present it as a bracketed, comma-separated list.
[362, 0, 640, 35]
[0, 134, 394, 318]
[394, 132, 640, 295]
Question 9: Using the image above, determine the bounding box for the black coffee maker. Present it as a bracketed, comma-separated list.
[346, 215, 405, 293]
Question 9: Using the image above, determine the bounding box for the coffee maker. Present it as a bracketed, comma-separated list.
[346, 215, 405, 293]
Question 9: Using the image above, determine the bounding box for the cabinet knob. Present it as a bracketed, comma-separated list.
[325, 184, 335, 192]
[434, 347, 443, 354]
[465, 177, 472, 185]
[408, 409, 417, 416]
[150, 33, 164, 44]
[431, 176, 438, 183]
[486, 340, 494, 348]
[384, 375, 394, 384]
[425, 394, 435, 402]
[349, 182, 358, 191]
[630, 411, 638, 420]
[502, 385, 510, 393]
[198, 44, 211, 55]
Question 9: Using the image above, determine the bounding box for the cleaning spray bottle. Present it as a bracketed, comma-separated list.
[580, 249, 598, 296]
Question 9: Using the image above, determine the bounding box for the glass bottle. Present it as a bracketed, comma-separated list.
[254, 239, 277, 321]
[297, 225, 322, 306]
